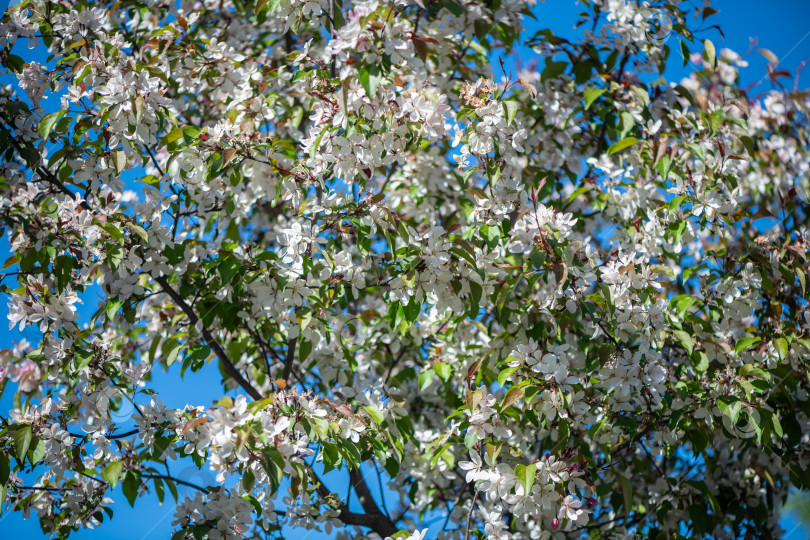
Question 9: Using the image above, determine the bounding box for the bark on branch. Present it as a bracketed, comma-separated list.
[312, 468, 398, 537]
[157, 276, 397, 535]
[155, 275, 263, 401]
[282, 337, 296, 383]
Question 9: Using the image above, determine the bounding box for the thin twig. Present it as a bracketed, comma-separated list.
[464, 489, 480, 540]
[143, 474, 210, 494]
[155, 275, 262, 401]
[282, 337, 296, 383]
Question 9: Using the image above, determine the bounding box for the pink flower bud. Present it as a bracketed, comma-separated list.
[551, 518, 560, 530]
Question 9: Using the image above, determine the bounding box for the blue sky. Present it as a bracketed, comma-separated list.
[1, 0, 810, 538]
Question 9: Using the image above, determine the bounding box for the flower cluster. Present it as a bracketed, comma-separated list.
[0, 0, 808, 539]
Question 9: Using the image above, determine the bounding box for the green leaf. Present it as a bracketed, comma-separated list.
[418, 369, 434, 391]
[673, 329, 693, 355]
[718, 396, 742, 425]
[39, 110, 67, 139]
[0, 454, 9, 484]
[735, 336, 760, 354]
[166, 342, 183, 366]
[669, 220, 687, 244]
[102, 461, 124, 488]
[1, 254, 17, 271]
[299, 338, 312, 363]
[704, 38, 716, 68]
[740, 135, 756, 158]
[192, 525, 209, 540]
[771, 413, 784, 438]
[668, 195, 686, 214]
[434, 362, 452, 382]
[388, 301, 402, 331]
[218, 257, 241, 285]
[111, 149, 127, 174]
[687, 480, 721, 514]
[364, 405, 385, 425]
[164, 127, 184, 145]
[774, 337, 788, 361]
[28, 438, 45, 465]
[442, 0, 464, 16]
[358, 65, 383, 99]
[514, 463, 536, 494]
[292, 69, 312, 82]
[166, 477, 179, 502]
[464, 428, 477, 450]
[739, 364, 770, 381]
[182, 126, 202, 144]
[154, 476, 165, 503]
[690, 503, 707, 534]
[308, 417, 329, 439]
[541, 60, 568, 82]
[680, 40, 690, 67]
[290, 106, 304, 129]
[691, 351, 709, 373]
[403, 296, 421, 323]
[553, 417, 570, 453]
[670, 294, 696, 316]
[618, 111, 635, 139]
[497, 366, 519, 387]
[74, 348, 94, 370]
[468, 280, 483, 318]
[129, 223, 148, 241]
[563, 186, 589, 207]
[583, 87, 606, 111]
[106, 298, 123, 322]
[502, 100, 518, 127]
[309, 126, 330, 159]
[122, 471, 141, 506]
[650, 264, 675, 279]
[54, 255, 75, 291]
[606, 137, 638, 156]
[656, 155, 672, 179]
[102, 222, 124, 243]
[599, 282, 615, 315]
[242, 469, 256, 491]
[261, 447, 286, 493]
[322, 442, 340, 473]
[14, 426, 32, 462]
[474, 20, 490, 43]
[618, 474, 633, 511]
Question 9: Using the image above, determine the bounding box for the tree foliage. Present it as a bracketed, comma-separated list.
[0, 0, 809, 539]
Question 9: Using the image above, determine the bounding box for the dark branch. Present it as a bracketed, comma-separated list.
[154, 275, 263, 401]
[282, 337, 296, 383]
[143, 474, 210, 494]
[311, 468, 398, 537]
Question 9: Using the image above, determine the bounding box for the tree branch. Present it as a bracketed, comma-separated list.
[349, 468, 397, 533]
[465, 489, 480, 540]
[311, 468, 398, 537]
[143, 474, 210, 494]
[1, 126, 91, 210]
[68, 428, 140, 441]
[282, 337, 296, 383]
[154, 275, 262, 401]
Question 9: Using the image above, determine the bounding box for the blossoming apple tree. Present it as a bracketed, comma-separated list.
[0, 0, 809, 538]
